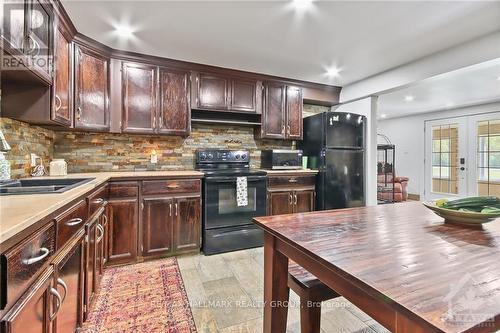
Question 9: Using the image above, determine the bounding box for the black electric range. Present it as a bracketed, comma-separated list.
[195, 149, 266, 255]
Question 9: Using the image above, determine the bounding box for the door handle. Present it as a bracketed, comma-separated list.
[294, 194, 297, 205]
[169, 203, 172, 217]
[175, 203, 179, 216]
[65, 217, 83, 226]
[54, 95, 62, 111]
[49, 288, 62, 321]
[289, 193, 293, 205]
[22, 247, 50, 265]
[56, 278, 68, 303]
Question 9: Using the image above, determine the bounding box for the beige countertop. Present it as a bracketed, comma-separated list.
[0, 171, 204, 245]
[260, 169, 319, 175]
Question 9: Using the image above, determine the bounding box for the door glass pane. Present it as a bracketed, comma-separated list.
[477, 120, 500, 195]
[431, 124, 459, 194]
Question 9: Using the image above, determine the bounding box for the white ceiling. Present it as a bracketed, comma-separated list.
[377, 58, 500, 119]
[62, 0, 500, 86]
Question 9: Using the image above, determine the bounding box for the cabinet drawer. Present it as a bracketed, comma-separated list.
[55, 199, 88, 250]
[142, 179, 201, 195]
[88, 185, 108, 217]
[268, 175, 315, 188]
[109, 182, 139, 198]
[1, 223, 55, 309]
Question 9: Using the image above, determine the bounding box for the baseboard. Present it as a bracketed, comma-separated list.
[407, 193, 420, 201]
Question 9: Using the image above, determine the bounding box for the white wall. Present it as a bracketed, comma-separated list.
[378, 102, 500, 198]
[334, 97, 378, 206]
[340, 31, 500, 102]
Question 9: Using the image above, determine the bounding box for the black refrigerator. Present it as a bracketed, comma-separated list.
[299, 112, 366, 210]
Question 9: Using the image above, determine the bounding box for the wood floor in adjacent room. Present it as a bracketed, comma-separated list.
[177, 248, 389, 333]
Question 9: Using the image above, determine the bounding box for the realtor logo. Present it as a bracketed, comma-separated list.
[442, 273, 496, 328]
[1, 1, 53, 72]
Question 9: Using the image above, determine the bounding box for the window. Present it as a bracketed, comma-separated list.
[431, 124, 459, 194]
[477, 120, 500, 195]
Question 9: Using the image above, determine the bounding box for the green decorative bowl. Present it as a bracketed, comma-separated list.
[422, 202, 500, 226]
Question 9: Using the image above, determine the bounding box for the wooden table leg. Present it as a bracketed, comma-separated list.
[263, 233, 289, 333]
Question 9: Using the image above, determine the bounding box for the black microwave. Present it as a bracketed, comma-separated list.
[261, 150, 303, 170]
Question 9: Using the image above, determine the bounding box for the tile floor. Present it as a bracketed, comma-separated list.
[177, 247, 389, 333]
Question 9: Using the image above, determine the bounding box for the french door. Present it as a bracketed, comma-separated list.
[425, 112, 500, 200]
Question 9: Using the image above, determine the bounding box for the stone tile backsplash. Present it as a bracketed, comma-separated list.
[1, 104, 330, 177]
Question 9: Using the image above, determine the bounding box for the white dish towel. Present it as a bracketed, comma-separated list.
[236, 176, 248, 207]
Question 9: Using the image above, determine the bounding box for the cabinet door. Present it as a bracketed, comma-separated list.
[53, 233, 85, 333]
[230, 79, 257, 112]
[52, 23, 72, 126]
[293, 190, 315, 214]
[74, 45, 109, 131]
[1, 267, 55, 333]
[262, 82, 286, 139]
[107, 198, 138, 265]
[268, 191, 293, 216]
[173, 196, 201, 253]
[158, 68, 190, 136]
[27, 0, 52, 79]
[2, 1, 26, 53]
[196, 73, 229, 110]
[122, 62, 157, 134]
[286, 86, 303, 139]
[142, 197, 173, 257]
[94, 214, 105, 293]
[84, 219, 97, 313]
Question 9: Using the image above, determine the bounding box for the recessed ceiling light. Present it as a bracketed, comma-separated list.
[404, 95, 414, 102]
[114, 24, 134, 38]
[293, 0, 314, 9]
[326, 67, 340, 77]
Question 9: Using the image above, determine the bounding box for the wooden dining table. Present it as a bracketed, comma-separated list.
[253, 201, 500, 333]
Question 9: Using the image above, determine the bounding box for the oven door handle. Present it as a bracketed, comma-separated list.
[205, 176, 267, 182]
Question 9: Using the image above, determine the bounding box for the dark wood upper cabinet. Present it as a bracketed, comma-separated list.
[158, 68, 191, 136]
[2, 0, 54, 84]
[51, 21, 72, 126]
[286, 86, 303, 139]
[74, 44, 110, 131]
[142, 197, 174, 257]
[195, 73, 230, 110]
[230, 79, 259, 113]
[52, 232, 85, 333]
[173, 196, 201, 253]
[260, 83, 303, 140]
[121, 62, 157, 134]
[261, 82, 286, 139]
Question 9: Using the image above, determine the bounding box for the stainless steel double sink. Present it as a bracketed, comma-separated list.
[0, 178, 94, 196]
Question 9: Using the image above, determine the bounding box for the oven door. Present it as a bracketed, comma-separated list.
[204, 175, 267, 229]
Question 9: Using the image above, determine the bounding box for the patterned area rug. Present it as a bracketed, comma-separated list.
[82, 258, 197, 333]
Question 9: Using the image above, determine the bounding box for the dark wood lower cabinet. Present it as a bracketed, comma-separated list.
[52, 230, 85, 333]
[142, 197, 174, 257]
[173, 196, 201, 253]
[294, 190, 315, 213]
[0, 267, 56, 333]
[269, 191, 293, 216]
[107, 197, 138, 265]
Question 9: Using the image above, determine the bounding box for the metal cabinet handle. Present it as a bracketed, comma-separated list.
[289, 194, 293, 205]
[102, 214, 108, 227]
[49, 287, 62, 321]
[92, 198, 104, 204]
[166, 184, 180, 189]
[159, 116, 163, 129]
[294, 194, 298, 205]
[96, 224, 104, 243]
[22, 247, 50, 265]
[54, 95, 62, 111]
[282, 125, 285, 135]
[56, 278, 68, 303]
[76, 107, 82, 121]
[289, 178, 298, 183]
[153, 116, 156, 129]
[169, 203, 172, 217]
[175, 203, 178, 216]
[287, 124, 291, 135]
[65, 217, 83, 226]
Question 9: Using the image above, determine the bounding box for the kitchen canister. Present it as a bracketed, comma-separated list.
[49, 159, 68, 176]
